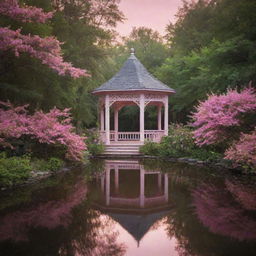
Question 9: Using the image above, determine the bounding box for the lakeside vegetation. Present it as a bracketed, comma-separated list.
[0, 0, 256, 187]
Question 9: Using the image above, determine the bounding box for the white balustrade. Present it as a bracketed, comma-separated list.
[144, 130, 165, 142]
[100, 130, 165, 143]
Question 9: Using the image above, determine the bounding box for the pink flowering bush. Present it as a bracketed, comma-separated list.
[0, 0, 53, 23]
[191, 87, 256, 147]
[0, 101, 87, 161]
[0, 0, 88, 78]
[225, 129, 256, 169]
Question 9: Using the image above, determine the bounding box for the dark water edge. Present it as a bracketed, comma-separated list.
[0, 158, 255, 256]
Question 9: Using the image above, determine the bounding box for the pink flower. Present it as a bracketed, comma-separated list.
[225, 129, 256, 168]
[0, 0, 53, 23]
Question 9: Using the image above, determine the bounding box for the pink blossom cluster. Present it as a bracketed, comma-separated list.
[0, 101, 87, 161]
[191, 87, 256, 146]
[225, 129, 256, 168]
[0, 0, 53, 23]
[0, 0, 89, 78]
[0, 27, 88, 78]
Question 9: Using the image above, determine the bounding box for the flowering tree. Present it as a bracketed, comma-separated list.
[0, 101, 86, 161]
[191, 87, 256, 147]
[225, 129, 256, 168]
[0, 0, 88, 78]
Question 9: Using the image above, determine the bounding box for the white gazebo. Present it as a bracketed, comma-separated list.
[92, 49, 175, 153]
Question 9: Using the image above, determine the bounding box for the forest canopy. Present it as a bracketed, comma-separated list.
[0, 0, 255, 127]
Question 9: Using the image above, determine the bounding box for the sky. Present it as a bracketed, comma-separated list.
[116, 0, 183, 37]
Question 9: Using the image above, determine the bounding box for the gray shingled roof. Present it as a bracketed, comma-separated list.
[93, 54, 175, 93]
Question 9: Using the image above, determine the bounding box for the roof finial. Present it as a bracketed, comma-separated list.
[131, 48, 135, 55]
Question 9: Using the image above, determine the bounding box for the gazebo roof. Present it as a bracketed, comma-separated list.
[92, 52, 175, 94]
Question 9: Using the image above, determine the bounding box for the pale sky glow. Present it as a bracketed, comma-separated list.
[116, 0, 183, 37]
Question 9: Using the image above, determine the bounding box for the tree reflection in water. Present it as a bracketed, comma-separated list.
[0, 159, 255, 256]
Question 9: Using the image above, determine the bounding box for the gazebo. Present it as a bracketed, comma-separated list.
[92, 49, 175, 151]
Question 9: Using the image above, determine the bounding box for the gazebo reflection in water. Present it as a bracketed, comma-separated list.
[93, 160, 172, 246]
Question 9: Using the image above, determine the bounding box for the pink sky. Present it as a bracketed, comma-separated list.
[116, 0, 183, 37]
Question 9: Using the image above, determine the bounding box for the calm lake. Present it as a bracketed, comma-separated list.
[0, 159, 256, 256]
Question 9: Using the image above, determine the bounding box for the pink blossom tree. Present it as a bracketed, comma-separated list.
[0, 101, 86, 161]
[225, 129, 256, 169]
[191, 87, 256, 147]
[0, 0, 89, 78]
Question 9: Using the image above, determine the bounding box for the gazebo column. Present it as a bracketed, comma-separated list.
[140, 94, 145, 142]
[114, 107, 119, 142]
[164, 95, 169, 136]
[158, 105, 162, 130]
[105, 95, 110, 145]
[100, 106, 104, 131]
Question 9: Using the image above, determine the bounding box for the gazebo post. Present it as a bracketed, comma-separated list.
[105, 94, 110, 145]
[100, 105, 104, 131]
[164, 95, 169, 136]
[158, 105, 162, 130]
[140, 94, 145, 142]
[114, 107, 119, 142]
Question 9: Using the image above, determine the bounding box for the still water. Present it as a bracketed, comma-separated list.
[0, 159, 256, 256]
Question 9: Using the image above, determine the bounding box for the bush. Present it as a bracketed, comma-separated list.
[85, 129, 105, 156]
[140, 124, 222, 162]
[0, 154, 32, 187]
[190, 148, 222, 162]
[225, 129, 256, 171]
[32, 157, 64, 172]
[140, 141, 160, 156]
[159, 124, 195, 157]
[46, 157, 64, 172]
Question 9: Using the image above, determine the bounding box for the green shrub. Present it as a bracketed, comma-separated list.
[85, 129, 105, 156]
[0, 155, 32, 187]
[190, 148, 222, 162]
[46, 157, 64, 172]
[140, 141, 160, 156]
[159, 124, 195, 157]
[87, 143, 105, 156]
[32, 157, 64, 172]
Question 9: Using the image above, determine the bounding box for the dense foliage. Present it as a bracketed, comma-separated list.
[156, 0, 256, 122]
[140, 124, 221, 162]
[0, 0, 124, 129]
[0, 153, 32, 186]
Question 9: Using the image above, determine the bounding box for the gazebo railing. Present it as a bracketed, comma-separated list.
[144, 130, 164, 142]
[100, 130, 164, 143]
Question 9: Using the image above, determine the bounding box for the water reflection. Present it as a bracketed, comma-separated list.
[0, 159, 255, 256]
[92, 160, 171, 247]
